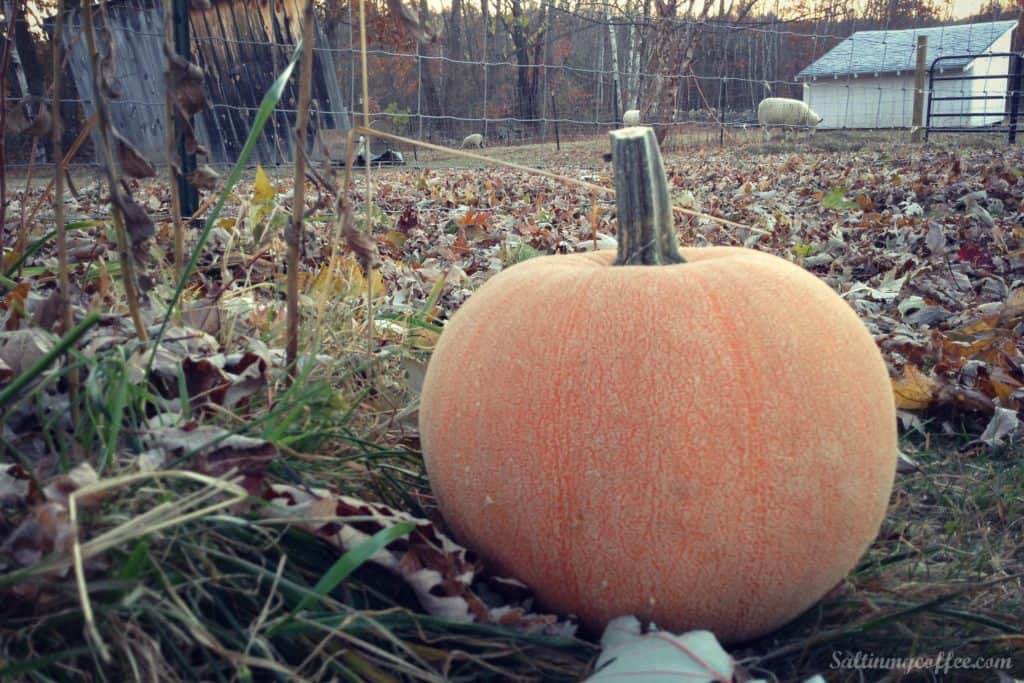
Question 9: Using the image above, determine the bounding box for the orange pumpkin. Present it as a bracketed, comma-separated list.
[419, 130, 897, 643]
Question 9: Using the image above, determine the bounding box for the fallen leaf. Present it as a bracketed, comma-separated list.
[892, 364, 937, 411]
[925, 222, 945, 255]
[43, 463, 103, 509]
[0, 328, 59, 375]
[113, 128, 156, 178]
[584, 616, 738, 682]
[253, 165, 276, 203]
[976, 407, 1020, 448]
[4, 96, 51, 137]
[187, 164, 220, 191]
[113, 189, 156, 248]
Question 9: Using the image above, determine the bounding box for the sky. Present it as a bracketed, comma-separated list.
[948, 0, 1005, 18]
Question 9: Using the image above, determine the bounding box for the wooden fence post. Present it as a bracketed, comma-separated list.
[911, 35, 928, 143]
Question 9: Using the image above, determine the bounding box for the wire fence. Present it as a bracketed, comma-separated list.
[1, 0, 1020, 169]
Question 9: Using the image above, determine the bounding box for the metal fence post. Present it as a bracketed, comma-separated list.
[173, 0, 198, 221]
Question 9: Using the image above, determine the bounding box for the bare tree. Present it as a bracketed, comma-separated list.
[498, 0, 547, 132]
[638, 0, 759, 144]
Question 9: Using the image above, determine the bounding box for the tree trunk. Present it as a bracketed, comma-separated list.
[625, 0, 644, 109]
[639, 0, 706, 145]
[542, 0, 552, 139]
[480, 0, 489, 58]
[595, 12, 604, 123]
[449, 0, 462, 58]
[5, 0, 29, 99]
[606, 10, 621, 121]
[509, 0, 540, 131]
[417, 0, 448, 140]
[448, 0, 464, 121]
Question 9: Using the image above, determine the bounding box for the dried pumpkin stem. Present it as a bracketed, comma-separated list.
[609, 127, 686, 266]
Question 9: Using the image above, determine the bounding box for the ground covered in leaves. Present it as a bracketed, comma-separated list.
[1, 133, 1022, 681]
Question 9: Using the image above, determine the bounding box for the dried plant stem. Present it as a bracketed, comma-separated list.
[80, 0, 148, 341]
[0, 6, 14, 241]
[25, 111, 96, 225]
[285, 0, 315, 380]
[67, 470, 248, 663]
[359, 0, 374, 369]
[15, 135, 39, 261]
[163, 0, 185, 285]
[53, 0, 78, 424]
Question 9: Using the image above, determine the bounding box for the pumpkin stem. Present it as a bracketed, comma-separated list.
[610, 127, 686, 266]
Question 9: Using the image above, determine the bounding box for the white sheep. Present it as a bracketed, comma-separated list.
[461, 133, 484, 148]
[757, 97, 823, 140]
[622, 109, 641, 126]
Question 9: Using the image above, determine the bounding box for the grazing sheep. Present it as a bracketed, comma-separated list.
[757, 97, 823, 140]
[461, 133, 484, 148]
[622, 109, 641, 126]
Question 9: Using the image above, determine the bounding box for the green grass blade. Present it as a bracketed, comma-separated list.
[3, 229, 57, 278]
[0, 647, 93, 678]
[293, 521, 416, 613]
[100, 359, 129, 474]
[116, 539, 151, 581]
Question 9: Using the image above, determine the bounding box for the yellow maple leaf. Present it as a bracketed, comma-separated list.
[892, 364, 937, 410]
[253, 164, 276, 203]
[306, 258, 385, 300]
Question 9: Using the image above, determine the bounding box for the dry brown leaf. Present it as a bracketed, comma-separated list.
[1000, 287, 1024, 322]
[113, 189, 156, 248]
[264, 484, 574, 634]
[113, 128, 156, 179]
[187, 164, 220, 191]
[97, 36, 121, 100]
[2, 282, 31, 330]
[0, 464, 31, 504]
[892, 364, 937, 411]
[4, 502, 74, 568]
[43, 463, 104, 509]
[31, 289, 68, 333]
[183, 298, 221, 337]
[4, 96, 51, 137]
[341, 200, 382, 273]
[164, 41, 208, 117]
[0, 328, 59, 375]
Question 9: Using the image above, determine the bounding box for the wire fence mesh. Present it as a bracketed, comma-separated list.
[1, 0, 1020, 169]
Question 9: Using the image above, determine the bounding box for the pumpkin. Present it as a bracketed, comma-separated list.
[418, 128, 897, 643]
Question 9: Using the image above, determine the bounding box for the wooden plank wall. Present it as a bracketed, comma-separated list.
[64, 0, 350, 166]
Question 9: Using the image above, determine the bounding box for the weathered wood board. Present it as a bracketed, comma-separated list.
[63, 0, 350, 166]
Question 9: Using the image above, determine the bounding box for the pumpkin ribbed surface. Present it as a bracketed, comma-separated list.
[419, 246, 897, 643]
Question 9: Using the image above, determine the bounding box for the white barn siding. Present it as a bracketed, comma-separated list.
[967, 29, 1014, 126]
[804, 74, 916, 128]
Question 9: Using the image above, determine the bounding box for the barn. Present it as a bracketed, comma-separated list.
[796, 19, 1019, 130]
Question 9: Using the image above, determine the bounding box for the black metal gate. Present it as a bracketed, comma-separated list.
[925, 52, 1023, 143]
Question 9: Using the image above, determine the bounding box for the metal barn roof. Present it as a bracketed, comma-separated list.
[796, 19, 1018, 80]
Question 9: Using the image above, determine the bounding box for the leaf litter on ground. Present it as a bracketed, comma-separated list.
[0, 135, 1021, 680]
